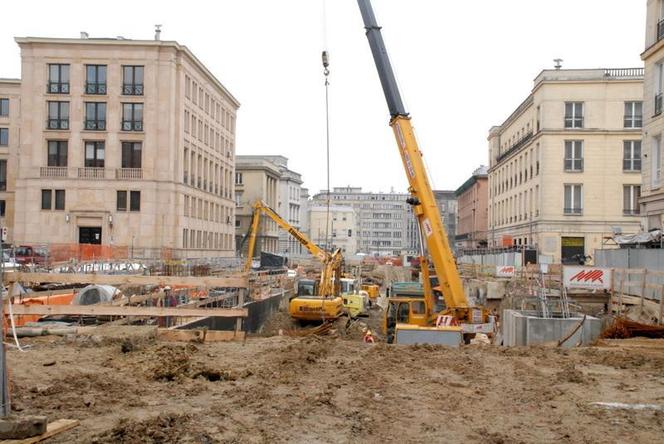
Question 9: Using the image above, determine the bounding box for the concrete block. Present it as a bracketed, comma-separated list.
[501, 309, 601, 347]
[487, 281, 506, 300]
[0, 415, 47, 439]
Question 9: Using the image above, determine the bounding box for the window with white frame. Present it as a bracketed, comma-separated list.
[564, 102, 584, 128]
[623, 185, 641, 215]
[564, 184, 582, 215]
[623, 141, 641, 171]
[564, 140, 583, 171]
[653, 136, 662, 187]
[624, 102, 643, 128]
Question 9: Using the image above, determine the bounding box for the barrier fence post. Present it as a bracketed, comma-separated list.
[640, 269, 648, 313]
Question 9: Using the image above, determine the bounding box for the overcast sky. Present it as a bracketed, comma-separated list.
[0, 0, 645, 195]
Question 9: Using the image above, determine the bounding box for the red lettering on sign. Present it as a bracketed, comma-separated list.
[570, 269, 604, 284]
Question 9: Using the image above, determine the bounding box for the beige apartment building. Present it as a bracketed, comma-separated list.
[234, 156, 280, 256]
[488, 68, 643, 263]
[10, 35, 239, 257]
[309, 205, 358, 254]
[454, 166, 488, 251]
[0, 79, 20, 244]
[641, 0, 664, 227]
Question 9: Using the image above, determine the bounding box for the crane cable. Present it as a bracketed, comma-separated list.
[322, 0, 331, 255]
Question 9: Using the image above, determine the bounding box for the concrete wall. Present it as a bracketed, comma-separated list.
[502, 309, 601, 347]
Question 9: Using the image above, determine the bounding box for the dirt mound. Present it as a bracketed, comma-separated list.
[259, 310, 296, 336]
[94, 413, 213, 444]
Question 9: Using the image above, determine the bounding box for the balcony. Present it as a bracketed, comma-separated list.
[78, 167, 106, 179]
[84, 120, 106, 131]
[40, 166, 68, 178]
[122, 84, 144, 96]
[121, 120, 143, 131]
[85, 83, 107, 95]
[656, 94, 663, 117]
[496, 131, 533, 163]
[116, 168, 143, 180]
[47, 82, 69, 94]
[46, 119, 69, 130]
[564, 208, 583, 215]
[659, 18, 664, 42]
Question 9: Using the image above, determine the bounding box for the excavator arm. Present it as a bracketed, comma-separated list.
[357, 0, 469, 314]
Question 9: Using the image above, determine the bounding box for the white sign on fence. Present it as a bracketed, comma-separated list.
[496, 265, 516, 277]
[563, 266, 612, 290]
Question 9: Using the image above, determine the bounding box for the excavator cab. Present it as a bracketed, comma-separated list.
[383, 297, 429, 343]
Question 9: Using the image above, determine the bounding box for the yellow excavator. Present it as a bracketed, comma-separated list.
[243, 200, 344, 322]
[357, 0, 495, 345]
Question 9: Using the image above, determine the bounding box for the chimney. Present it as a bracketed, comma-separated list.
[80, 31, 89, 39]
[154, 24, 162, 41]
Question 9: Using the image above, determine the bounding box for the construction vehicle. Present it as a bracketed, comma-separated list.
[340, 277, 369, 317]
[357, 0, 495, 345]
[361, 283, 380, 300]
[243, 200, 347, 321]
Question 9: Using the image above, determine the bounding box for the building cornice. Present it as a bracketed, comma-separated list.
[642, 38, 664, 61]
[14, 36, 240, 108]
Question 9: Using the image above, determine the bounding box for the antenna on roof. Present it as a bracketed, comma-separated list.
[554, 58, 563, 70]
[155, 24, 162, 41]
[80, 32, 89, 39]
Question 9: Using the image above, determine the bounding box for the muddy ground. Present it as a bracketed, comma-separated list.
[6, 326, 664, 443]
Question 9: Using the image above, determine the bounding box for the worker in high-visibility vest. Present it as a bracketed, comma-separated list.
[363, 328, 375, 344]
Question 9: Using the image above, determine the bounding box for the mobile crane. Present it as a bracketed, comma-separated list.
[243, 200, 344, 321]
[357, 0, 495, 345]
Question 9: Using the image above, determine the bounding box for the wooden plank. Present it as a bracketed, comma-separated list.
[5, 272, 248, 288]
[157, 328, 244, 342]
[6, 304, 247, 318]
[2, 419, 79, 444]
[611, 294, 661, 313]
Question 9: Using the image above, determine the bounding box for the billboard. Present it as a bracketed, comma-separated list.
[496, 265, 516, 277]
[563, 266, 612, 290]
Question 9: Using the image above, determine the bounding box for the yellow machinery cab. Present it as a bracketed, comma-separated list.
[361, 284, 380, 300]
[340, 278, 369, 318]
[290, 278, 343, 322]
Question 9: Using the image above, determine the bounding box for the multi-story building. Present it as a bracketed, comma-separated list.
[233, 155, 305, 258]
[0, 78, 20, 244]
[9, 34, 239, 257]
[454, 167, 488, 251]
[311, 187, 417, 256]
[641, 0, 664, 228]
[488, 67, 643, 263]
[433, 190, 457, 249]
[234, 156, 280, 256]
[309, 205, 358, 254]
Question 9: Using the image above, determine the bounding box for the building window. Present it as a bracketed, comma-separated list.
[122, 103, 143, 131]
[130, 191, 141, 211]
[84, 141, 105, 168]
[623, 141, 642, 172]
[121, 142, 142, 168]
[653, 136, 662, 188]
[0, 160, 6, 191]
[47, 64, 70, 94]
[657, 64, 664, 116]
[0, 200, 5, 217]
[564, 102, 583, 128]
[85, 65, 107, 94]
[47, 101, 69, 129]
[41, 189, 64, 210]
[624, 102, 642, 128]
[564, 140, 583, 172]
[0, 128, 7, 146]
[47, 141, 68, 166]
[84, 102, 106, 130]
[235, 172, 243, 184]
[623, 185, 641, 216]
[0, 98, 8, 116]
[116, 191, 127, 211]
[117, 190, 140, 211]
[122, 66, 144, 95]
[564, 184, 582, 215]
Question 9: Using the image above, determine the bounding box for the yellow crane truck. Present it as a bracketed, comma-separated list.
[357, 0, 495, 345]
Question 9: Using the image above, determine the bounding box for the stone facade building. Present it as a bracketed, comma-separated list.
[454, 167, 488, 251]
[488, 68, 643, 263]
[433, 190, 457, 252]
[9, 35, 239, 258]
[0, 79, 20, 244]
[309, 205, 358, 254]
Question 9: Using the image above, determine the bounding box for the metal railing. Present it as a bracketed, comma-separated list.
[116, 168, 143, 180]
[658, 18, 664, 42]
[40, 166, 68, 178]
[84, 120, 106, 130]
[46, 119, 69, 130]
[121, 120, 143, 131]
[122, 84, 144, 95]
[564, 117, 584, 129]
[78, 167, 106, 179]
[563, 207, 583, 215]
[46, 82, 69, 94]
[496, 131, 534, 163]
[624, 116, 643, 128]
[85, 83, 107, 95]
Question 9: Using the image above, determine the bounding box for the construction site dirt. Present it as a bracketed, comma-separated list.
[6, 327, 664, 443]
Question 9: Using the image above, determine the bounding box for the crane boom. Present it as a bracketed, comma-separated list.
[357, 0, 469, 312]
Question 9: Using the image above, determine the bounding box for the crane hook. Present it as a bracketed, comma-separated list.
[322, 50, 330, 77]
